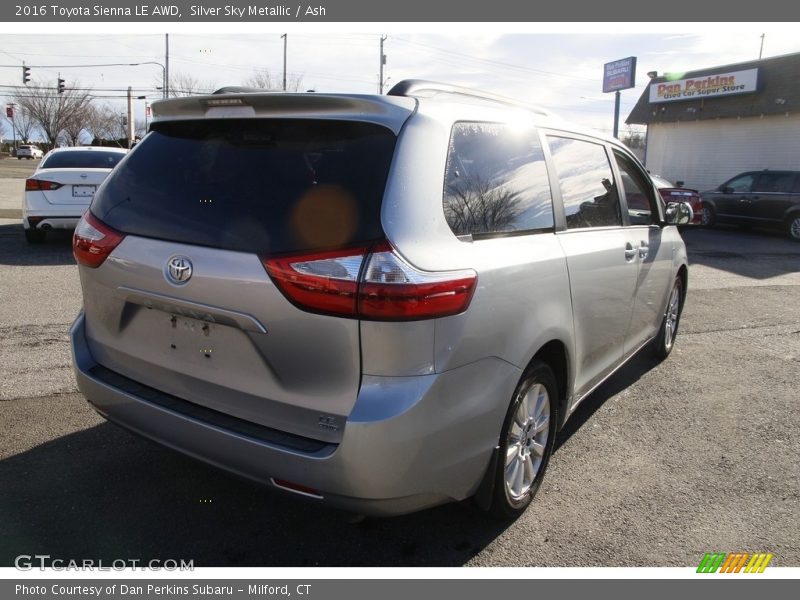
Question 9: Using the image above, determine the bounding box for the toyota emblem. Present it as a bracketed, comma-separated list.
[165, 256, 193, 285]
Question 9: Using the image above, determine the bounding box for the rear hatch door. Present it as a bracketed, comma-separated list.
[81, 109, 411, 444]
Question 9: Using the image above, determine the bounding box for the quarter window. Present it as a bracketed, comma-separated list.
[547, 136, 622, 229]
[442, 122, 554, 237]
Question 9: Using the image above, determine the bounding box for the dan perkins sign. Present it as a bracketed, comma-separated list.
[650, 68, 759, 103]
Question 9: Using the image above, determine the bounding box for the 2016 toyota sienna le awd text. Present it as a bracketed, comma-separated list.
[70, 80, 691, 517]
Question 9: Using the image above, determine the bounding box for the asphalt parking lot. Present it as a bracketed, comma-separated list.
[1, 158, 798, 567]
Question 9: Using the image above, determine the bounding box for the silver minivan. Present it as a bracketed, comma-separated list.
[70, 81, 690, 517]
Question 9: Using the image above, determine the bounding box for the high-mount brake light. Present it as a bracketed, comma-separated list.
[72, 212, 125, 268]
[262, 242, 477, 321]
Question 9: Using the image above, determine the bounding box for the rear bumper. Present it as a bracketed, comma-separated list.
[70, 312, 520, 516]
[23, 192, 86, 230]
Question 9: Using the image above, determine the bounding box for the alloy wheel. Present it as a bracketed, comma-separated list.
[505, 383, 550, 500]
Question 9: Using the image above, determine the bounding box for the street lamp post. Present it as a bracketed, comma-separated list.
[129, 62, 167, 99]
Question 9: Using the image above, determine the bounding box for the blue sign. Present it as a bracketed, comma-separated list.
[603, 57, 637, 93]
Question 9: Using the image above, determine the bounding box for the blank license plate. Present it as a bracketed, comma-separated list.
[72, 185, 96, 197]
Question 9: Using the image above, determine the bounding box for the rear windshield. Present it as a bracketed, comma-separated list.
[92, 119, 396, 255]
[42, 150, 125, 169]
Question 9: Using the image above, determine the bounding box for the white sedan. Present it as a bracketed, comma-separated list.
[22, 146, 128, 244]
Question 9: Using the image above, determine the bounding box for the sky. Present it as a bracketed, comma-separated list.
[2, 26, 800, 142]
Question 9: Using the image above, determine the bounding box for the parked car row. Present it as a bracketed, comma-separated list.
[22, 146, 128, 243]
[642, 169, 800, 241]
[701, 170, 800, 241]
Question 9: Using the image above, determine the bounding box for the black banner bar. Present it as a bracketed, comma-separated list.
[3, 579, 797, 600]
[2, 0, 800, 22]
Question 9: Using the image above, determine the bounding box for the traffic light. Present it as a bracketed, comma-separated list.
[22, 65, 30, 84]
[57, 77, 65, 94]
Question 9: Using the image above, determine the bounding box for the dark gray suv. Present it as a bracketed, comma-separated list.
[702, 170, 800, 240]
[70, 81, 691, 517]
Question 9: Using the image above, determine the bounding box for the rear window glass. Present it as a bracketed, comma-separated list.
[42, 150, 125, 169]
[92, 119, 396, 255]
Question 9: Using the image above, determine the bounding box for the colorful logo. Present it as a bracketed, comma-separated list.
[697, 552, 773, 573]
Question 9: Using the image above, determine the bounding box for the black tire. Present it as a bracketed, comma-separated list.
[787, 215, 800, 242]
[24, 228, 46, 244]
[489, 361, 558, 519]
[652, 276, 683, 361]
[17, 156, 22, 160]
[700, 205, 715, 228]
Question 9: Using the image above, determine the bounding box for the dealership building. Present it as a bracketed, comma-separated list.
[626, 52, 800, 192]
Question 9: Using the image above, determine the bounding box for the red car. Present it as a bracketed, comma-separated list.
[651, 175, 704, 225]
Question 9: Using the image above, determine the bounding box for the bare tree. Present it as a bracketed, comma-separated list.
[243, 68, 304, 91]
[84, 103, 127, 147]
[11, 81, 92, 148]
[444, 175, 522, 236]
[168, 72, 217, 97]
[60, 106, 94, 146]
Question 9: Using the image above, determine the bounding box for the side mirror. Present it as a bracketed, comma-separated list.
[720, 185, 734, 194]
[665, 201, 693, 225]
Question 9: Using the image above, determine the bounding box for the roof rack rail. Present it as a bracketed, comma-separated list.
[387, 79, 553, 117]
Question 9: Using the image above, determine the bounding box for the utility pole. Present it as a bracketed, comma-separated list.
[759, 33, 765, 60]
[165, 33, 170, 98]
[126, 87, 135, 148]
[281, 34, 287, 91]
[379, 35, 387, 94]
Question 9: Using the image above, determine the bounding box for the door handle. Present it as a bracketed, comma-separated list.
[638, 241, 649, 260]
[624, 242, 637, 262]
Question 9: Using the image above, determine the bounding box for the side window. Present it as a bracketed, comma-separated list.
[614, 150, 659, 226]
[442, 122, 554, 237]
[725, 174, 755, 193]
[753, 172, 795, 193]
[547, 136, 622, 229]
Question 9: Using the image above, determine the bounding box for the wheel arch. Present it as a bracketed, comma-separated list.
[530, 339, 570, 431]
[677, 264, 688, 308]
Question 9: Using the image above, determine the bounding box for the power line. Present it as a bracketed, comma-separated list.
[390, 37, 597, 83]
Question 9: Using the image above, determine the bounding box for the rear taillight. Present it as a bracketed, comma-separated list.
[359, 242, 477, 320]
[72, 212, 125, 268]
[26, 178, 63, 191]
[262, 242, 477, 321]
[263, 246, 366, 317]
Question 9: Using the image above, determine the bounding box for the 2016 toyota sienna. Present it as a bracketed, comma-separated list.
[70, 80, 691, 517]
